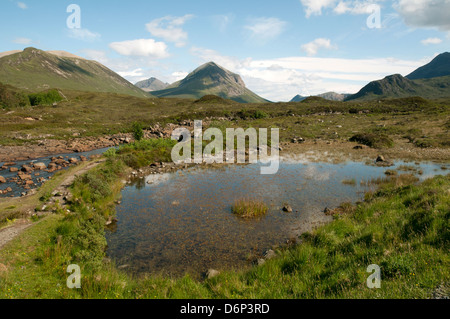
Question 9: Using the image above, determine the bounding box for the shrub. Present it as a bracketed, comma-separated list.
[103, 147, 117, 159]
[28, 89, 63, 106]
[132, 122, 144, 141]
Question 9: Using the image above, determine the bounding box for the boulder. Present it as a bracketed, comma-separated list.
[68, 158, 78, 164]
[0, 176, 6, 183]
[264, 249, 276, 260]
[282, 204, 293, 213]
[21, 165, 33, 173]
[9, 167, 18, 172]
[33, 162, 47, 170]
[19, 174, 32, 181]
[376, 155, 385, 162]
[3, 162, 16, 166]
[206, 269, 220, 279]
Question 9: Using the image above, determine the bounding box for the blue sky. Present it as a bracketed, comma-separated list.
[1, 0, 449, 101]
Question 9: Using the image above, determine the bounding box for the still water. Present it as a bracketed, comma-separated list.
[106, 160, 448, 278]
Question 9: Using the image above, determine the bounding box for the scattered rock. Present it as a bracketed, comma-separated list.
[291, 137, 305, 144]
[282, 204, 293, 213]
[0, 176, 5, 183]
[353, 145, 363, 150]
[21, 165, 33, 172]
[3, 162, 16, 166]
[68, 158, 78, 164]
[33, 162, 47, 170]
[206, 269, 220, 279]
[264, 249, 276, 260]
[9, 167, 18, 172]
[376, 155, 385, 162]
[118, 264, 129, 269]
[19, 174, 32, 181]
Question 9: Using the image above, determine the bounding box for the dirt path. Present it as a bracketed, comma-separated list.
[0, 159, 105, 250]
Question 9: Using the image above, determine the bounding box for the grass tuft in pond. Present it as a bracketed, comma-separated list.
[231, 198, 268, 218]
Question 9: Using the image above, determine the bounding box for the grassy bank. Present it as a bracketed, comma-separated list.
[0, 136, 448, 298]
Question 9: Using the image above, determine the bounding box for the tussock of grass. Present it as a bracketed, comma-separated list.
[350, 133, 394, 149]
[342, 179, 357, 185]
[231, 198, 268, 218]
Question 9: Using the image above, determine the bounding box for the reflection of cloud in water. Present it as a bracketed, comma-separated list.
[303, 165, 331, 181]
[145, 173, 171, 186]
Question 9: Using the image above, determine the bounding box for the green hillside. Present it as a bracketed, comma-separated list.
[0, 48, 150, 98]
[152, 62, 269, 103]
[346, 74, 450, 101]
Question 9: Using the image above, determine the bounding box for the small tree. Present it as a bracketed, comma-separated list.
[132, 122, 144, 141]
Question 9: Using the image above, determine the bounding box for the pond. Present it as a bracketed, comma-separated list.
[105, 159, 449, 279]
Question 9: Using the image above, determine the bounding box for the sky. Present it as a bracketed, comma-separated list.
[0, 0, 449, 101]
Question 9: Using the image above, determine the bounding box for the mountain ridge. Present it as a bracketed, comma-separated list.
[0, 47, 150, 98]
[406, 52, 450, 80]
[135, 77, 169, 92]
[151, 62, 269, 103]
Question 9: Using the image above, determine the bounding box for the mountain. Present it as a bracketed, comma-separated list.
[135, 77, 169, 92]
[290, 95, 307, 102]
[0, 47, 149, 98]
[406, 52, 450, 80]
[290, 92, 351, 102]
[151, 62, 268, 103]
[346, 52, 450, 101]
[346, 74, 450, 101]
[317, 92, 351, 101]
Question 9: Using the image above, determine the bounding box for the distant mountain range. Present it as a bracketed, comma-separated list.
[135, 77, 169, 92]
[291, 92, 352, 102]
[0, 47, 149, 98]
[1, 47, 448, 104]
[150, 62, 268, 103]
[345, 52, 450, 101]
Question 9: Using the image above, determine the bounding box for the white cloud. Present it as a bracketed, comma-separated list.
[13, 37, 32, 44]
[191, 47, 427, 101]
[301, 38, 337, 56]
[300, 0, 338, 17]
[421, 37, 443, 45]
[80, 49, 109, 64]
[171, 71, 189, 81]
[109, 39, 169, 58]
[146, 14, 194, 47]
[395, 0, 450, 31]
[67, 28, 101, 42]
[300, 0, 384, 17]
[212, 14, 235, 33]
[117, 68, 145, 78]
[244, 17, 287, 43]
[334, 1, 381, 14]
[17, 2, 27, 9]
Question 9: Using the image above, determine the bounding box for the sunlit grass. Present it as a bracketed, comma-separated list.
[231, 198, 268, 218]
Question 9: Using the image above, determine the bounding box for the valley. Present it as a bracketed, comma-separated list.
[0, 47, 449, 301]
